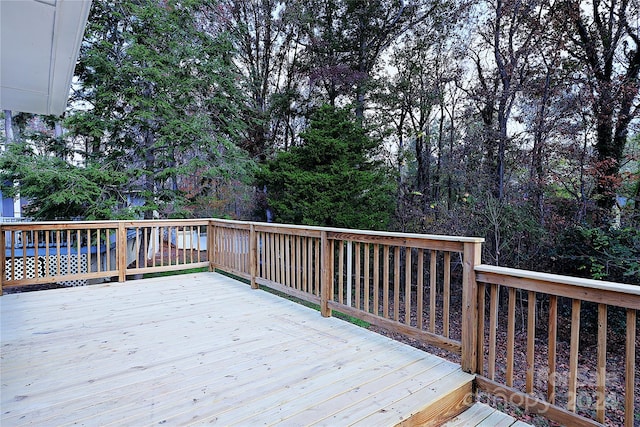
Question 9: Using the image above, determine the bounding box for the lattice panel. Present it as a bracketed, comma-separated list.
[4, 257, 42, 281]
[4, 254, 88, 287]
[44, 254, 88, 287]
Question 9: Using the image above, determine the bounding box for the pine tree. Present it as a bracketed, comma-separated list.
[67, 0, 249, 218]
[258, 105, 395, 229]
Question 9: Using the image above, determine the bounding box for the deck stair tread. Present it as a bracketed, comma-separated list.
[441, 402, 533, 427]
[0, 272, 509, 426]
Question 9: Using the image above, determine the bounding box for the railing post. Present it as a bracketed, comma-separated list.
[461, 241, 482, 373]
[320, 231, 332, 317]
[117, 222, 127, 282]
[249, 224, 258, 289]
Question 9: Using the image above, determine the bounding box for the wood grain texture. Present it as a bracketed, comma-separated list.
[625, 309, 636, 427]
[476, 376, 601, 427]
[1, 272, 475, 426]
[475, 265, 640, 309]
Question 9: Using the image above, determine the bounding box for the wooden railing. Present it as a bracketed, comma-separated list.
[210, 219, 484, 371]
[1, 219, 638, 426]
[1, 220, 209, 289]
[474, 266, 639, 427]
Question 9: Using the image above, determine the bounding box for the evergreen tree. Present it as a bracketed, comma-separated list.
[0, 143, 127, 220]
[67, 0, 249, 218]
[258, 105, 395, 229]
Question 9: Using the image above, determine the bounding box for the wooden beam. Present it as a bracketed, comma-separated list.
[250, 225, 257, 289]
[475, 265, 640, 309]
[320, 231, 331, 317]
[327, 301, 462, 354]
[117, 223, 126, 282]
[461, 242, 481, 373]
[475, 376, 601, 427]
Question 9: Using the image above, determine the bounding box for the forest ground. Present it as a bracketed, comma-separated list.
[370, 297, 640, 427]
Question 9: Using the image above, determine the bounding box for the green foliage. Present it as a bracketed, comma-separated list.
[258, 105, 395, 229]
[67, 0, 250, 218]
[0, 143, 129, 220]
[555, 225, 640, 284]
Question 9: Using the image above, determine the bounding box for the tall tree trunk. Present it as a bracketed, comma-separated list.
[4, 110, 14, 144]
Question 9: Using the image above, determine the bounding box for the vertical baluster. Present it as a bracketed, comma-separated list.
[346, 242, 352, 306]
[338, 242, 344, 304]
[417, 249, 424, 330]
[404, 247, 412, 326]
[135, 227, 141, 269]
[160, 227, 165, 267]
[256, 231, 262, 278]
[185, 225, 192, 264]
[364, 243, 370, 313]
[263, 233, 269, 280]
[477, 282, 486, 375]
[624, 308, 636, 427]
[273, 233, 278, 283]
[330, 241, 342, 301]
[567, 299, 581, 412]
[429, 251, 437, 333]
[271, 232, 275, 281]
[443, 252, 451, 337]
[296, 236, 302, 290]
[96, 228, 101, 273]
[373, 244, 380, 316]
[526, 291, 536, 394]
[355, 242, 361, 309]
[76, 229, 81, 275]
[11, 230, 16, 281]
[105, 229, 110, 272]
[301, 237, 307, 292]
[596, 303, 607, 423]
[393, 246, 400, 321]
[506, 287, 516, 387]
[89, 228, 94, 274]
[383, 245, 389, 318]
[548, 295, 557, 404]
[278, 232, 283, 283]
[196, 226, 202, 262]
[66, 230, 71, 276]
[307, 237, 312, 293]
[176, 225, 182, 265]
[263, 231, 268, 279]
[33, 230, 40, 279]
[315, 238, 320, 297]
[22, 230, 28, 279]
[143, 227, 148, 268]
[244, 229, 248, 272]
[488, 284, 499, 380]
[45, 228, 51, 277]
[285, 234, 291, 287]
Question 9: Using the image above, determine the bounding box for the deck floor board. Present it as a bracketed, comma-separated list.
[2, 272, 475, 426]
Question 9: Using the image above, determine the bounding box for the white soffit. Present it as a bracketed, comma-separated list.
[0, 0, 92, 116]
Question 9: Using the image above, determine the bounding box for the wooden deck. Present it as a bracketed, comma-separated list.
[441, 403, 531, 427]
[1, 272, 478, 426]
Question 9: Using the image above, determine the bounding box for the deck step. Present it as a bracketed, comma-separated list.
[441, 402, 533, 427]
[390, 372, 474, 427]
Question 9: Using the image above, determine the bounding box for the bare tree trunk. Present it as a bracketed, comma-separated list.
[4, 110, 14, 144]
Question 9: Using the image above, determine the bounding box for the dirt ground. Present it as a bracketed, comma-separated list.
[369, 296, 640, 427]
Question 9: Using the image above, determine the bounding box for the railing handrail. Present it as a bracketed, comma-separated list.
[0, 218, 209, 229]
[475, 264, 640, 300]
[210, 218, 486, 244]
[476, 264, 640, 296]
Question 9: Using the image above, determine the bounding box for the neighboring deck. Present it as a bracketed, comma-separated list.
[2, 272, 475, 426]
